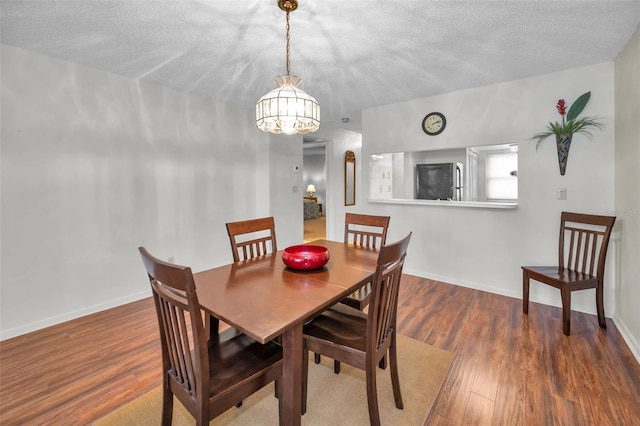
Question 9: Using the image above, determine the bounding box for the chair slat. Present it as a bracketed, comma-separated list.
[588, 233, 598, 276]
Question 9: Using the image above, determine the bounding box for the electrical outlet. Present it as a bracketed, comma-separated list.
[168, 256, 175, 263]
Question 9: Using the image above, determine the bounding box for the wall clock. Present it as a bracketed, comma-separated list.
[422, 112, 446, 136]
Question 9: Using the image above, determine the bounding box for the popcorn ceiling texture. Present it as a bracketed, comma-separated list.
[1, 0, 639, 131]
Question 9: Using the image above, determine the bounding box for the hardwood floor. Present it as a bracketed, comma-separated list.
[303, 216, 326, 243]
[1, 275, 639, 425]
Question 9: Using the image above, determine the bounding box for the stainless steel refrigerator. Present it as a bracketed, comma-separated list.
[415, 162, 463, 201]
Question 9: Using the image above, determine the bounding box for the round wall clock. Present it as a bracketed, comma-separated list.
[422, 112, 446, 136]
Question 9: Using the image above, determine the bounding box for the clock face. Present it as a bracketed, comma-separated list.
[422, 112, 446, 135]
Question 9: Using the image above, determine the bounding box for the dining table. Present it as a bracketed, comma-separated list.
[193, 239, 379, 426]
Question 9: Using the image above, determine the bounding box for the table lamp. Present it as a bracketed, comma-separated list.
[306, 184, 316, 197]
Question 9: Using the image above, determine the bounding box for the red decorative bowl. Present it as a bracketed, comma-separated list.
[282, 245, 330, 270]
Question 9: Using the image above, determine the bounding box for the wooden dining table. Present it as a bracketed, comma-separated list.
[193, 239, 378, 426]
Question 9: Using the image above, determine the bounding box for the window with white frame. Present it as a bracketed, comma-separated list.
[486, 151, 517, 201]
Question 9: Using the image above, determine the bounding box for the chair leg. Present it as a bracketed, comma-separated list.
[596, 282, 607, 329]
[561, 287, 571, 336]
[195, 408, 209, 426]
[522, 271, 530, 315]
[378, 355, 387, 370]
[277, 378, 284, 420]
[388, 337, 404, 409]
[302, 348, 309, 415]
[314, 353, 321, 364]
[365, 358, 381, 426]
[334, 360, 341, 374]
[161, 380, 174, 426]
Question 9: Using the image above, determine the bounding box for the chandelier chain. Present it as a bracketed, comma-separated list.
[285, 9, 291, 76]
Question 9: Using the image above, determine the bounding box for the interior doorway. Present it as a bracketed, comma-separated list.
[303, 139, 327, 242]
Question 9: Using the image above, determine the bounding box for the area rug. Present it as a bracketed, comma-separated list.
[94, 334, 453, 426]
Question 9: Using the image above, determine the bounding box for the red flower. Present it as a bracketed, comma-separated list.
[556, 99, 566, 116]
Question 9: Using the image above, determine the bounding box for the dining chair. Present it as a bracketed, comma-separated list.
[315, 212, 391, 371]
[522, 211, 616, 336]
[340, 213, 391, 310]
[301, 232, 412, 426]
[138, 247, 283, 426]
[226, 216, 277, 262]
[225, 216, 283, 398]
[216, 216, 278, 337]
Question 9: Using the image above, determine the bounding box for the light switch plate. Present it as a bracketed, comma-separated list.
[557, 188, 567, 200]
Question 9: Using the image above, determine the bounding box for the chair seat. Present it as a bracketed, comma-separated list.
[522, 266, 599, 289]
[304, 303, 368, 352]
[207, 328, 283, 396]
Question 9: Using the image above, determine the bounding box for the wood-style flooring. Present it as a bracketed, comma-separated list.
[303, 215, 326, 243]
[1, 275, 639, 425]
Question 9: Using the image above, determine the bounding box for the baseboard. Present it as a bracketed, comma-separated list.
[0, 290, 151, 341]
[403, 268, 599, 314]
[612, 315, 640, 365]
[403, 267, 523, 302]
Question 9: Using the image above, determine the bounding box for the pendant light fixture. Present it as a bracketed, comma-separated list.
[256, 0, 320, 135]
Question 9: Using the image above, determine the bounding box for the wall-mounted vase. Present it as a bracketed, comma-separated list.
[556, 133, 573, 176]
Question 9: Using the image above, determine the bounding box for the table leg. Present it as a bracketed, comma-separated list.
[205, 315, 219, 341]
[280, 323, 303, 426]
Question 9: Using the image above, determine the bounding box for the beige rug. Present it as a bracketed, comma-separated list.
[95, 335, 453, 426]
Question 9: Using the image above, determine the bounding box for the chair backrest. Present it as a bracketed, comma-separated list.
[367, 232, 412, 352]
[226, 217, 277, 262]
[558, 212, 616, 278]
[138, 247, 209, 405]
[344, 213, 390, 248]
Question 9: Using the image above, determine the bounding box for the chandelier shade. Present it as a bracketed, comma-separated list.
[256, 0, 320, 135]
[256, 76, 320, 135]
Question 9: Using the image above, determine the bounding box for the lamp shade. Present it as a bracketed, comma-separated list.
[306, 184, 316, 194]
[256, 76, 320, 135]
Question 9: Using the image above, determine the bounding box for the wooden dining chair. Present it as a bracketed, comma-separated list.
[314, 212, 391, 370]
[522, 212, 616, 336]
[341, 213, 391, 310]
[138, 247, 283, 426]
[302, 232, 412, 426]
[226, 216, 277, 262]
[223, 217, 278, 337]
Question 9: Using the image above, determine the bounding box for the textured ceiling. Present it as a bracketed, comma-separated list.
[2, 0, 639, 133]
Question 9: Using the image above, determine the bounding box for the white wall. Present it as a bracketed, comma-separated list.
[362, 63, 618, 319]
[614, 26, 640, 360]
[0, 45, 274, 339]
[268, 134, 305, 247]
